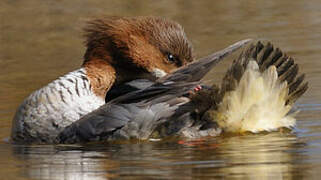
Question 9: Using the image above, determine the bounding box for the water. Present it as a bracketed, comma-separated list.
[1, 0, 321, 179]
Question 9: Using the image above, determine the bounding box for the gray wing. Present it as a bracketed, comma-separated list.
[105, 79, 154, 102]
[57, 103, 177, 143]
[57, 83, 194, 144]
[57, 39, 252, 144]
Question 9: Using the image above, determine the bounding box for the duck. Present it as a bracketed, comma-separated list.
[57, 41, 308, 144]
[11, 16, 195, 144]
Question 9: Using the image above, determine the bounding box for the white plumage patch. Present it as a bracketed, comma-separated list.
[12, 68, 106, 140]
[216, 60, 296, 133]
[152, 68, 167, 78]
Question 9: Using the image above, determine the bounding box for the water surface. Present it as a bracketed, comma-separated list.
[1, 0, 321, 179]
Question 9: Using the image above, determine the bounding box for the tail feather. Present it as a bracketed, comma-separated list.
[261, 48, 283, 70]
[194, 41, 308, 133]
[220, 41, 308, 106]
[287, 82, 308, 105]
[289, 74, 305, 94]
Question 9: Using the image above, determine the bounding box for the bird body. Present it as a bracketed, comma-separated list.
[11, 17, 308, 145]
[11, 16, 194, 143]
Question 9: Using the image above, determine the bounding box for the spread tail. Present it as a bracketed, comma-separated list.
[195, 41, 308, 133]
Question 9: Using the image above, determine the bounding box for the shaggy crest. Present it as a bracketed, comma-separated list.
[83, 16, 193, 68]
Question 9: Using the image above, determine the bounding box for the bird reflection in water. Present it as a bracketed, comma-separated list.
[11, 145, 119, 180]
[175, 132, 308, 179]
[10, 132, 308, 179]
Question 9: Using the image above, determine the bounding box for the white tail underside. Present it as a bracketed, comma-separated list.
[217, 60, 296, 133]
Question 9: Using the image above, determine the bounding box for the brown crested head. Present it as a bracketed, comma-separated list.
[83, 16, 193, 82]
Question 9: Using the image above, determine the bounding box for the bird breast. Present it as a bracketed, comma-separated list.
[12, 68, 105, 142]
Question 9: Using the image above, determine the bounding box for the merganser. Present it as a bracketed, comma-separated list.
[57, 41, 308, 143]
[11, 16, 194, 144]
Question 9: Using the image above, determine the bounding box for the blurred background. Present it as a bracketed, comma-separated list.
[1, 0, 321, 179]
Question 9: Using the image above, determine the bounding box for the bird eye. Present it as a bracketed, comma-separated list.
[167, 53, 176, 63]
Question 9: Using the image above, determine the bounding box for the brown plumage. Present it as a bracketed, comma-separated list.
[82, 16, 194, 99]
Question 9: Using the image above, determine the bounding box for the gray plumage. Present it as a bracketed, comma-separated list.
[57, 39, 251, 144]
